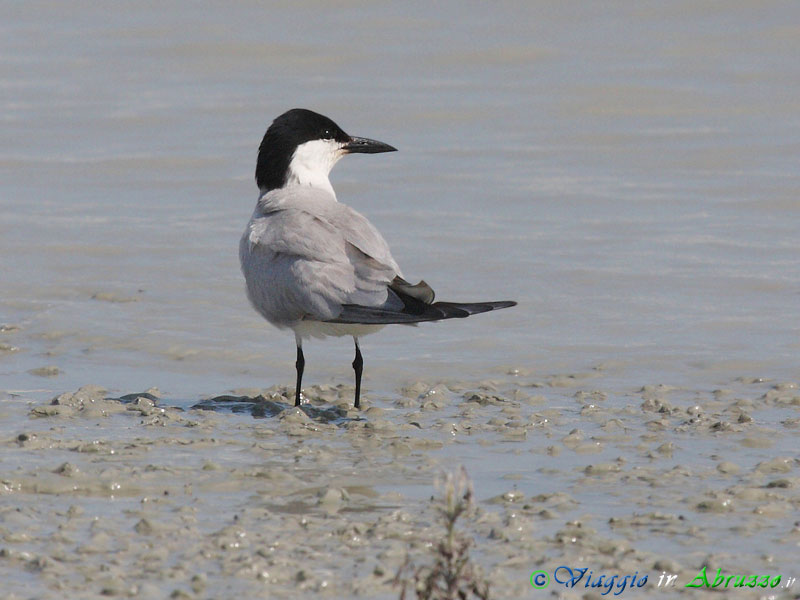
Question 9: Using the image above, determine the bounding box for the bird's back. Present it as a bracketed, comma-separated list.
[240, 187, 402, 329]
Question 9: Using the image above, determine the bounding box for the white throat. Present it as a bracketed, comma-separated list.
[285, 139, 343, 198]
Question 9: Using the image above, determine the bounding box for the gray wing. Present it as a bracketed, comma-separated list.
[320, 201, 401, 276]
[242, 195, 403, 323]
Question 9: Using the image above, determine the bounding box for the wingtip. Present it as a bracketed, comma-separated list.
[485, 300, 517, 310]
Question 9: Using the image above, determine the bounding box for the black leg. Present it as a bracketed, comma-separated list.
[295, 345, 305, 407]
[352, 340, 363, 409]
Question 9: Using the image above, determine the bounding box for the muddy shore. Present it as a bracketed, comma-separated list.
[2, 374, 798, 599]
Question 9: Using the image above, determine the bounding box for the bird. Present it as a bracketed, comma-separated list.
[239, 108, 516, 409]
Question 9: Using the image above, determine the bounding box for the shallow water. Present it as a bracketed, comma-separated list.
[2, 1, 800, 598]
[3, 1, 798, 399]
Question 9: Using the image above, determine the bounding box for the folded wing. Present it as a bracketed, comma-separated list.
[328, 275, 516, 324]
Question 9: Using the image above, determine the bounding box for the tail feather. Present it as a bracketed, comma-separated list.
[389, 276, 435, 304]
[328, 300, 516, 325]
[326, 275, 516, 325]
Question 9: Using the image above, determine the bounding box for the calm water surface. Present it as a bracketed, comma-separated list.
[1, 3, 798, 412]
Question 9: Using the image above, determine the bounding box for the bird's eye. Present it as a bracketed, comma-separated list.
[322, 129, 333, 140]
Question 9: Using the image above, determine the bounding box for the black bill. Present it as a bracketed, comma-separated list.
[342, 136, 397, 154]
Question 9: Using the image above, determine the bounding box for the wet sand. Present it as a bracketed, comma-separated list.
[2, 374, 798, 599]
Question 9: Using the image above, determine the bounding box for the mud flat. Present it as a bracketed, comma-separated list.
[1, 375, 799, 599]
